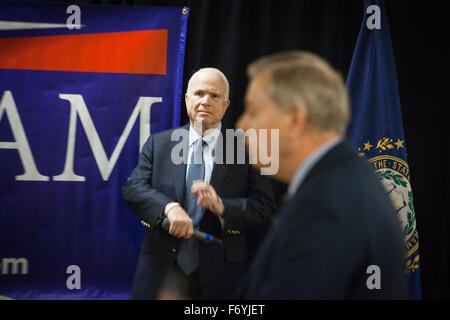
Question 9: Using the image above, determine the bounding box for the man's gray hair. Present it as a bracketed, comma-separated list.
[187, 67, 230, 100]
[247, 51, 350, 135]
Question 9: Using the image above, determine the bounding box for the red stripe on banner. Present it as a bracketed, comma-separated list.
[0, 29, 167, 74]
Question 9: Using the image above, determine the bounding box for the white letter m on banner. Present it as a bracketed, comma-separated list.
[53, 94, 162, 181]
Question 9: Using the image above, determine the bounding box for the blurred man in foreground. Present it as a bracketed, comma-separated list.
[236, 51, 406, 299]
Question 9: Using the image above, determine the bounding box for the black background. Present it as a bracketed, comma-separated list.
[45, 0, 450, 299]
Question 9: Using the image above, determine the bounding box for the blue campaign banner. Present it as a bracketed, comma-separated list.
[0, 1, 189, 299]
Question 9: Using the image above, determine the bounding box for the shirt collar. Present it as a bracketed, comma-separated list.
[287, 137, 342, 198]
[188, 122, 222, 147]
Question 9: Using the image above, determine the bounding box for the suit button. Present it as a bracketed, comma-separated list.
[171, 248, 176, 253]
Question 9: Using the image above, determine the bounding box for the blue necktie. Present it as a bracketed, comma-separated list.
[184, 138, 207, 226]
[177, 138, 206, 275]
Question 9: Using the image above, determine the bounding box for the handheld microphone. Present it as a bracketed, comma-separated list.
[161, 218, 223, 244]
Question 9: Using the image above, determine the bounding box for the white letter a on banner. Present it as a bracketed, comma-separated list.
[0, 90, 49, 181]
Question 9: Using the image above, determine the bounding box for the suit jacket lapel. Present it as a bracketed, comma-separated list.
[209, 126, 229, 192]
[209, 163, 228, 192]
[169, 123, 189, 204]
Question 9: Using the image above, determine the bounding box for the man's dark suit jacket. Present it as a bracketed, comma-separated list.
[123, 124, 275, 299]
[241, 141, 406, 299]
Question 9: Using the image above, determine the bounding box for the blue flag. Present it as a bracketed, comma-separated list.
[346, 0, 422, 299]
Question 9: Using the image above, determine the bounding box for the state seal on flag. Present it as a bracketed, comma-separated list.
[370, 155, 414, 239]
[357, 137, 420, 274]
[368, 154, 420, 274]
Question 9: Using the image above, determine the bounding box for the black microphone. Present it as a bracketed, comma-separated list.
[161, 218, 223, 244]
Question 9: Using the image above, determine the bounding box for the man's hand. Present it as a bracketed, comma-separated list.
[191, 180, 225, 216]
[166, 205, 194, 239]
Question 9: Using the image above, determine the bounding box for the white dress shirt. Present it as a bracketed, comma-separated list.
[185, 122, 225, 227]
[186, 122, 222, 184]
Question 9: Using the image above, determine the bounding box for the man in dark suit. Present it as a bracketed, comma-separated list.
[123, 68, 275, 299]
[236, 51, 406, 299]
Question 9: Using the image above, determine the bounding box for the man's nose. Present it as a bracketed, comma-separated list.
[200, 94, 211, 105]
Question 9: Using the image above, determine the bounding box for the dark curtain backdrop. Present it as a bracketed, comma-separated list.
[44, 0, 450, 299]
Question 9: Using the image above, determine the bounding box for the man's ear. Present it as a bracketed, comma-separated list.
[290, 106, 308, 136]
[185, 92, 190, 105]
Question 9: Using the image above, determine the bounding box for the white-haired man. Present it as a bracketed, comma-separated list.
[123, 68, 275, 299]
